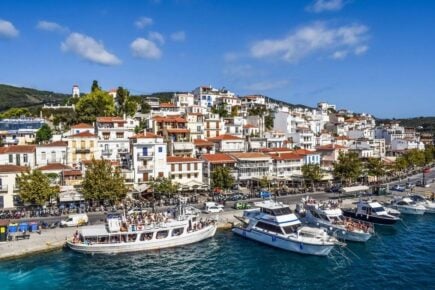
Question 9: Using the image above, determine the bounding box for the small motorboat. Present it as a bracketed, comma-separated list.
[390, 197, 426, 215]
[409, 194, 435, 214]
[342, 200, 400, 226]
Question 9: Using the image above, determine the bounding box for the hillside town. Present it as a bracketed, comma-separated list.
[0, 83, 433, 210]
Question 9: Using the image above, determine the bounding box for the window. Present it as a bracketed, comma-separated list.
[179, 174, 182, 179]
[171, 164, 175, 171]
[178, 164, 182, 171]
[187, 164, 191, 171]
[41, 151, 46, 160]
[172, 227, 184, 236]
[23, 154, 28, 163]
[187, 174, 191, 178]
[140, 232, 153, 241]
[194, 163, 198, 170]
[194, 173, 198, 178]
[156, 230, 169, 239]
[255, 221, 283, 234]
[158, 147, 163, 153]
[8, 154, 13, 163]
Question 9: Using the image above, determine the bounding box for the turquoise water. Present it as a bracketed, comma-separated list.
[1, 214, 434, 290]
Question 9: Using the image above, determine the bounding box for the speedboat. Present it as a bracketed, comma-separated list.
[66, 205, 217, 254]
[409, 194, 435, 214]
[390, 197, 426, 215]
[297, 197, 374, 242]
[342, 200, 400, 225]
[232, 199, 344, 256]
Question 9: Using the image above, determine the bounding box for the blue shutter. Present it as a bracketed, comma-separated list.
[142, 147, 148, 156]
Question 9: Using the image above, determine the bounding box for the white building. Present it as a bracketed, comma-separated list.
[208, 134, 245, 153]
[36, 141, 68, 166]
[0, 165, 28, 209]
[130, 131, 167, 184]
[167, 156, 204, 189]
[230, 152, 271, 185]
[72, 85, 80, 98]
[173, 93, 195, 109]
[269, 152, 303, 179]
[0, 145, 36, 168]
[193, 86, 235, 108]
[273, 111, 292, 136]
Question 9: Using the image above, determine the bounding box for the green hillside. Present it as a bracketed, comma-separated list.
[0, 84, 69, 112]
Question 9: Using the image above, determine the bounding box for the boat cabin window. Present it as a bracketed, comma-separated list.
[156, 230, 169, 239]
[361, 206, 367, 211]
[140, 232, 153, 241]
[372, 207, 384, 212]
[260, 207, 291, 216]
[282, 225, 298, 234]
[127, 234, 137, 242]
[255, 221, 283, 234]
[98, 236, 109, 243]
[172, 228, 184, 236]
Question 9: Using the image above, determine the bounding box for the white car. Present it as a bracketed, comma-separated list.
[203, 202, 224, 213]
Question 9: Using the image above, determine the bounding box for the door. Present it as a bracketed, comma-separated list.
[143, 173, 148, 182]
[16, 154, 20, 166]
[142, 147, 148, 157]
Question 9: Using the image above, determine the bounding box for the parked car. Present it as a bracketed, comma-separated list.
[233, 202, 251, 210]
[60, 214, 89, 227]
[203, 202, 224, 213]
[392, 184, 405, 192]
[405, 182, 415, 189]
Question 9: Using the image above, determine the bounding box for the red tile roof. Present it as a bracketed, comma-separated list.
[201, 153, 235, 164]
[230, 152, 270, 159]
[193, 139, 214, 147]
[71, 123, 93, 129]
[294, 149, 317, 156]
[152, 116, 187, 123]
[38, 163, 72, 171]
[0, 165, 29, 173]
[130, 132, 161, 139]
[159, 102, 176, 108]
[167, 156, 202, 163]
[208, 134, 243, 141]
[96, 117, 126, 123]
[268, 152, 302, 161]
[243, 124, 257, 129]
[70, 131, 97, 138]
[63, 170, 82, 177]
[38, 141, 68, 147]
[0, 145, 36, 154]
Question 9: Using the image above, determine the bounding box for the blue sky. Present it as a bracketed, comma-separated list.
[0, 0, 434, 118]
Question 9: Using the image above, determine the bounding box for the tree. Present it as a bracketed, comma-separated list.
[231, 106, 239, 117]
[333, 152, 362, 185]
[150, 178, 179, 199]
[0, 107, 31, 119]
[265, 113, 274, 130]
[91, 80, 101, 92]
[259, 176, 269, 189]
[365, 157, 385, 183]
[211, 166, 235, 190]
[301, 164, 324, 188]
[17, 170, 59, 206]
[211, 104, 228, 118]
[76, 90, 116, 123]
[141, 102, 151, 114]
[35, 124, 53, 144]
[81, 159, 127, 204]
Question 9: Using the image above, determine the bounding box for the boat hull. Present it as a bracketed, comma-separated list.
[66, 225, 217, 254]
[232, 227, 335, 256]
[392, 205, 425, 215]
[341, 210, 399, 225]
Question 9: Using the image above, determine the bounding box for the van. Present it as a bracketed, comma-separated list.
[60, 214, 89, 227]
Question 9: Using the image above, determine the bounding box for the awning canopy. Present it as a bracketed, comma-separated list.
[59, 190, 84, 202]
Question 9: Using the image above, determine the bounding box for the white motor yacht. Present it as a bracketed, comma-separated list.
[66, 206, 217, 254]
[390, 197, 426, 215]
[232, 200, 344, 256]
[297, 197, 374, 243]
[409, 194, 435, 214]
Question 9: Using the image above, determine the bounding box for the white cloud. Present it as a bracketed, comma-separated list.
[307, 0, 346, 13]
[170, 31, 186, 42]
[244, 80, 289, 91]
[223, 64, 256, 79]
[135, 17, 153, 29]
[331, 50, 348, 60]
[354, 45, 368, 55]
[0, 19, 19, 38]
[130, 38, 162, 59]
[61, 32, 121, 66]
[148, 31, 165, 45]
[250, 22, 369, 63]
[36, 20, 68, 33]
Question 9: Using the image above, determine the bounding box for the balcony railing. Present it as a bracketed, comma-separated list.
[102, 149, 113, 156]
[137, 153, 153, 160]
[138, 165, 154, 172]
[76, 148, 91, 154]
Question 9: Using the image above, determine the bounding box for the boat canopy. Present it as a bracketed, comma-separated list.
[81, 225, 109, 237]
[341, 185, 369, 193]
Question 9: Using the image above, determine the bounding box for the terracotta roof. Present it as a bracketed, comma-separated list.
[38, 163, 72, 171]
[159, 102, 176, 108]
[38, 141, 68, 147]
[96, 117, 126, 123]
[243, 124, 257, 129]
[201, 153, 235, 164]
[167, 156, 202, 163]
[230, 152, 270, 159]
[193, 139, 214, 147]
[152, 116, 187, 123]
[0, 145, 36, 154]
[269, 152, 302, 161]
[294, 149, 317, 156]
[130, 131, 160, 139]
[71, 123, 93, 129]
[208, 134, 243, 141]
[166, 128, 190, 133]
[70, 131, 97, 138]
[0, 165, 29, 173]
[63, 170, 82, 177]
[316, 144, 347, 151]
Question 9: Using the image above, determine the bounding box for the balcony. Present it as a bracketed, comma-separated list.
[0, 185, 8, 193]
[138, 165, 154, 172]
[137, 153, 153, 160]
[102, 149, 113, 156]
[75, 148, 91, 154]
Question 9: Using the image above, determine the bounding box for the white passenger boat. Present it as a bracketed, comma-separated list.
[390, 197, 426, 215]
[297, 197, 374, 242]
[66, 206, 216, 254]
[409, 194, 435, 214]
[232, 200, 344, 256]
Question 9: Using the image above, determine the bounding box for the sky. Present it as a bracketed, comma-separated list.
[0, 0, 434, 118]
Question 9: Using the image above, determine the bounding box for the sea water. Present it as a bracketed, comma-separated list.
[0, 214, 434, 290]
